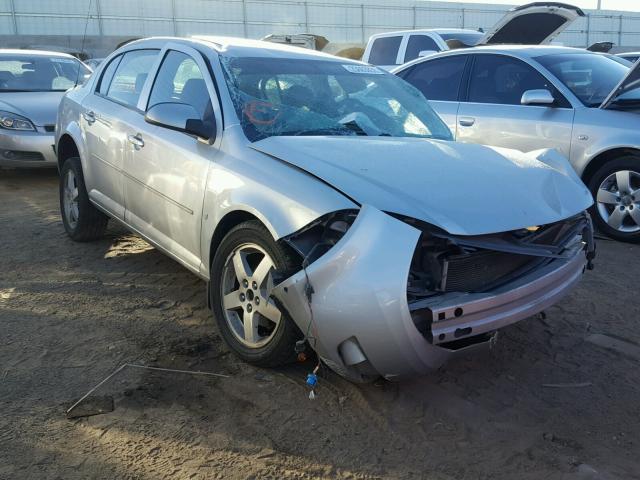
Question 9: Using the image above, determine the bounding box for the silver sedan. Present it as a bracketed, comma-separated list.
[394, 46, 640, 242]
[56, 37, 594, 381]
[0, 49, 90, 168]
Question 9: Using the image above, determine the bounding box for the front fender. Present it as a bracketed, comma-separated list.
[199, 143, 357, 277]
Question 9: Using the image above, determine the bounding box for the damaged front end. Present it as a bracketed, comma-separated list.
[273, 206, 594, 381]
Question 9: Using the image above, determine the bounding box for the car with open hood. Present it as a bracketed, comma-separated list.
[56, 37, 594, 381]
[362, 2, 584, 70]
[394, 45, 640, 242]
[0, 49, 90, 168]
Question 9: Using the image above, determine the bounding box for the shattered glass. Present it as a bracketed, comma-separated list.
[219, 56, 453, 142]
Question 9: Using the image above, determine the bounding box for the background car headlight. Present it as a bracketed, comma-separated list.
[0, 111, 36, 131]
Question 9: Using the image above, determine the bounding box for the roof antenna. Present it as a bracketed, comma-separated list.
[75, 0, 93, 87]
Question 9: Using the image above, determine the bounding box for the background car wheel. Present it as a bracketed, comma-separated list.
[59, 157, 108, 242]
[210, 220, 302, 367]
[588, 155, 640, 243]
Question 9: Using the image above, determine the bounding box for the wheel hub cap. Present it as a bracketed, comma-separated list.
[220, 243, 283, 348]
[596, 170, 640, 233]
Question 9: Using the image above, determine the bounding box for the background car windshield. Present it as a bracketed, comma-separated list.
[536, 53, 630, 106]
[221, 56, 453, 142]
[0, 55, 90, 92]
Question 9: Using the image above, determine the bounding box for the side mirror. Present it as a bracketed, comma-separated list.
[418, 50, 437, 58]
[521, 89, 555, 106]
[145, 102, 215, 141]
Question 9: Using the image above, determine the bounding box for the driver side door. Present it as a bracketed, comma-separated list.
[123, 44, 223, 272]
[456, 54, 574, 157]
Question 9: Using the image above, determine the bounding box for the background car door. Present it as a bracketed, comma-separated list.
[81, 49, 159, 219]
[456, 54, 574, 158]
[397, 54, 468, 135]
[123, 45, 221, 272]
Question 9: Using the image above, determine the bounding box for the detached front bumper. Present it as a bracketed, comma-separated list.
[273, 205, 588, 380]
[0, 128, 57, 168]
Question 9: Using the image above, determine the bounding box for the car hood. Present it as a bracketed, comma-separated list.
[251, 136, 593, 236]
[477, 2, 584, 46]
[600, 60, 640, 109]
[0, 91, 65, 126]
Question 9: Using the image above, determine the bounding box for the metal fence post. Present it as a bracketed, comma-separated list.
[585, 13, 590, 48]
[361, 3, 365, 43]
[9, 0, 17, 34]
[171, 0, 177, 35]
[619, 14, 623, 46]
[95, 0, 103, 36]
[304, 1, 309, 32]
[242, 0, 248, 38]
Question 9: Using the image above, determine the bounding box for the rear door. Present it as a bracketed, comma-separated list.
[477, 2, 584, 46]
[81, 49, 159, 219]
[456, 53, 574, 157]
[122, 43, 222, 271]
[396, 54, 468, 135]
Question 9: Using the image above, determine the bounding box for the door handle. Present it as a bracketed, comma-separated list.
[82, 110, 96, 124]
[458, 116, 475, 127]
[127, 133, 145, 149]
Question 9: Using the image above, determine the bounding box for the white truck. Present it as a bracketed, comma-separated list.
[362, 2, 584, 70]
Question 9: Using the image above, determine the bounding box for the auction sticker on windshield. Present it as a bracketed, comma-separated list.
[342, 64, 384, 74]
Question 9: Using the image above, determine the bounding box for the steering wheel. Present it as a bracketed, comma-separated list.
[243, 100, 281, 126]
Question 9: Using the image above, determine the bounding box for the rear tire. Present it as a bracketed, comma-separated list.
[209, 220, 302, 367]
[59, 157, 108, 242]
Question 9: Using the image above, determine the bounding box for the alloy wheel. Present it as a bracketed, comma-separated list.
[596, 170, 640, 233]
[62, 169, 80, 229]
[220, 243, 283, 348]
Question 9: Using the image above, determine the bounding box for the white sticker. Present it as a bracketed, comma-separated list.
[51, 58, 77, 65]
[342, 64, 384, 75]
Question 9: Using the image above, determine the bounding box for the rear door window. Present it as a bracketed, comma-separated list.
[368, 36, 402, 66]
[105, 49, 159, 108]
[404, 35, 440, 63]
[97, 54, 122, 96]
[399, 55, 467, 101]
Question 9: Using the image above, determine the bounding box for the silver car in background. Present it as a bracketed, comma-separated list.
[395, 46, 640, 242]
[0, 49, 90, 168]
[56, 37, 594, 381]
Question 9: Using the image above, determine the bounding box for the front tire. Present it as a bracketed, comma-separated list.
[587, 156, 640, 243]
[209, 220, 302, 367]
[59, 157, 108, 241]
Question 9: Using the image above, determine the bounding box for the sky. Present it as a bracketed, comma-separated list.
[431, 0, 640, 12]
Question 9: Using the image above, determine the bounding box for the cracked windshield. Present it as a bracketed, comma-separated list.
[221, 56, 453, 141]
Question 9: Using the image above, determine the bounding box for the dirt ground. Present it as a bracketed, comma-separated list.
[1, 169, 640, 480]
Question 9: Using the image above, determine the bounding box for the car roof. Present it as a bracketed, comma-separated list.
[0, 49, 78, 58]
[369, 28, 480, 38]
[394, 44, 599, 72]
[444, 44, 592, 58]
[618, 52, 640, 56]
[125, 36, 351, 63]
